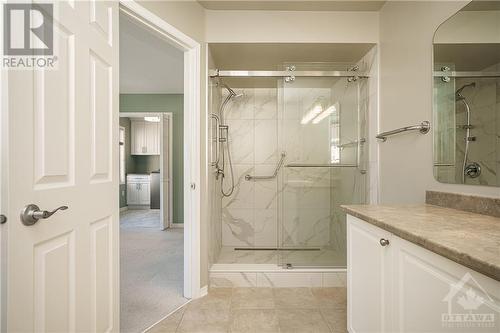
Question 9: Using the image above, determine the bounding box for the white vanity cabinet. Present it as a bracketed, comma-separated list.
[131, 119, 160, 155]
[347, 215, 500, 333]
[347, 216, 393, 333]
[126, 174, 150, 206]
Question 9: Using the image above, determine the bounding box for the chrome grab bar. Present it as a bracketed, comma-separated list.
[210, 114, 220, 166]
[376, 121, 430, 142]
[285, 164, 358, 168]
[245, 152, 286, 181]
[337, 138, 366, 149]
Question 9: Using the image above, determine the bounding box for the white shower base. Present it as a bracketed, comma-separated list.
[210, 264, 346, 288]
[210, 246, 347, 288]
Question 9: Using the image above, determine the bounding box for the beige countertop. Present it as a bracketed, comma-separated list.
[341, 204, 500, 282]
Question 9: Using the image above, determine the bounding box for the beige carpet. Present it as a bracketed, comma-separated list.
[120, 209, 187, 333]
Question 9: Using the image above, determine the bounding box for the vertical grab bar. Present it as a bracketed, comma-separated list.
[210, 114, 220, 166]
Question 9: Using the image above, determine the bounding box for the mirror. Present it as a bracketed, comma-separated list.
[433, 1, 500, 186]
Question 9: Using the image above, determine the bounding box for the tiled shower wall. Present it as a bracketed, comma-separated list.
[222, 88, 280, 247]
[434, 61, 500, 185]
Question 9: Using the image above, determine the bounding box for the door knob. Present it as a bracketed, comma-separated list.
[20, 204, 68, 226]
[0, 215, 6, 224]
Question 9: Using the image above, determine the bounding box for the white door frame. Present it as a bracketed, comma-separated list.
[119, 1, 201, 299]
[119, 112, 173, 230]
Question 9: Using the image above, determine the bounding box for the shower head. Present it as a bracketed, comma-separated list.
[221, 83, 244, 99]
[455, 82, 476, 100]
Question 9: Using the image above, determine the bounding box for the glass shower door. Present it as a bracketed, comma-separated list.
[278, 72, 367, 268]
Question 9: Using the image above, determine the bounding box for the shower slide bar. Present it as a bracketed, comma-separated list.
[209, 69, 370, 78]
[433, 71, 500, 78]
[376, 121, 431, 142]
[245, 152, 286, 181]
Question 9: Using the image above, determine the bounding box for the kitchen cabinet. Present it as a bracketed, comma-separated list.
[131, 119, 160, 155]
[126, 174, 150, 206]
[347, 215, 500, 333]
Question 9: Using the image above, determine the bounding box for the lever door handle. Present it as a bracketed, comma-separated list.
[20, 204, 68, 226]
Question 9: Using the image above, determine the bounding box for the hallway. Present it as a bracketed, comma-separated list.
[120, 210, 187, 332]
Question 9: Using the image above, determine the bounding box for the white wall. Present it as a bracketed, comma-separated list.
[205, 10, 379, 43]
[378, 1, 500, 204]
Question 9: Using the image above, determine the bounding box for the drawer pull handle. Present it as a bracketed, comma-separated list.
[380, 238, 390, 247]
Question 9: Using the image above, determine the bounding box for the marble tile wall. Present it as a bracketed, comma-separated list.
[222, 88, 280, 248]
[434, 61, 500, 186]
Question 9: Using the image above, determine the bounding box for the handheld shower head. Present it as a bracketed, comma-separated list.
[221, 83, 244, 99]
[455, 82, 476, 100]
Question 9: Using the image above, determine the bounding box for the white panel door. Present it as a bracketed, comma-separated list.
[347, 216, 392, 333]
[6, 1, 119, 332]
[161, 115, 171, 227]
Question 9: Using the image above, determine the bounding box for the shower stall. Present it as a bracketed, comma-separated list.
[207, 44, 375, 284]
[433, 66, 500, 185]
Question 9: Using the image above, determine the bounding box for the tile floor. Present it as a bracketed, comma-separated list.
[121, 209, 187, 333]
[146, 287, 347, 333]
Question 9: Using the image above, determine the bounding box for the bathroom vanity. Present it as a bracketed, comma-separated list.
[343, 200, 500, 332]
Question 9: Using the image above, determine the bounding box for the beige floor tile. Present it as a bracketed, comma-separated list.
[188, 288, 233, 311]
[321, 308, 347, 333]
[311, 288, 347, 309]
[230, 309, 280, 333]
[277, 309, 330, 333]
[177, 307, 230, 333]
[231, 288, 275, 309]
[146, 307, 186, 333]
[273, 288, 318, 309]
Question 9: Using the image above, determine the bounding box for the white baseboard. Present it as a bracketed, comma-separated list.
[120, 206, 128, 212]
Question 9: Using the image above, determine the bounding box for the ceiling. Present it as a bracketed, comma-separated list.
[198, 0, 386, 11]
[119, 13, 184, 94]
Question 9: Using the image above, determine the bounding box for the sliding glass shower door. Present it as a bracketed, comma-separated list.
[277, 69, 368, 268]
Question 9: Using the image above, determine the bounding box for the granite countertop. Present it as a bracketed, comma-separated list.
[341, 204, 500, 282]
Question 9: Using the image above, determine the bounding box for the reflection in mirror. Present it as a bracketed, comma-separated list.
[433, 1, 500, 186]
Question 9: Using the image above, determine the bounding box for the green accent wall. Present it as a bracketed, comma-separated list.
[120, 94, 184, 224]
